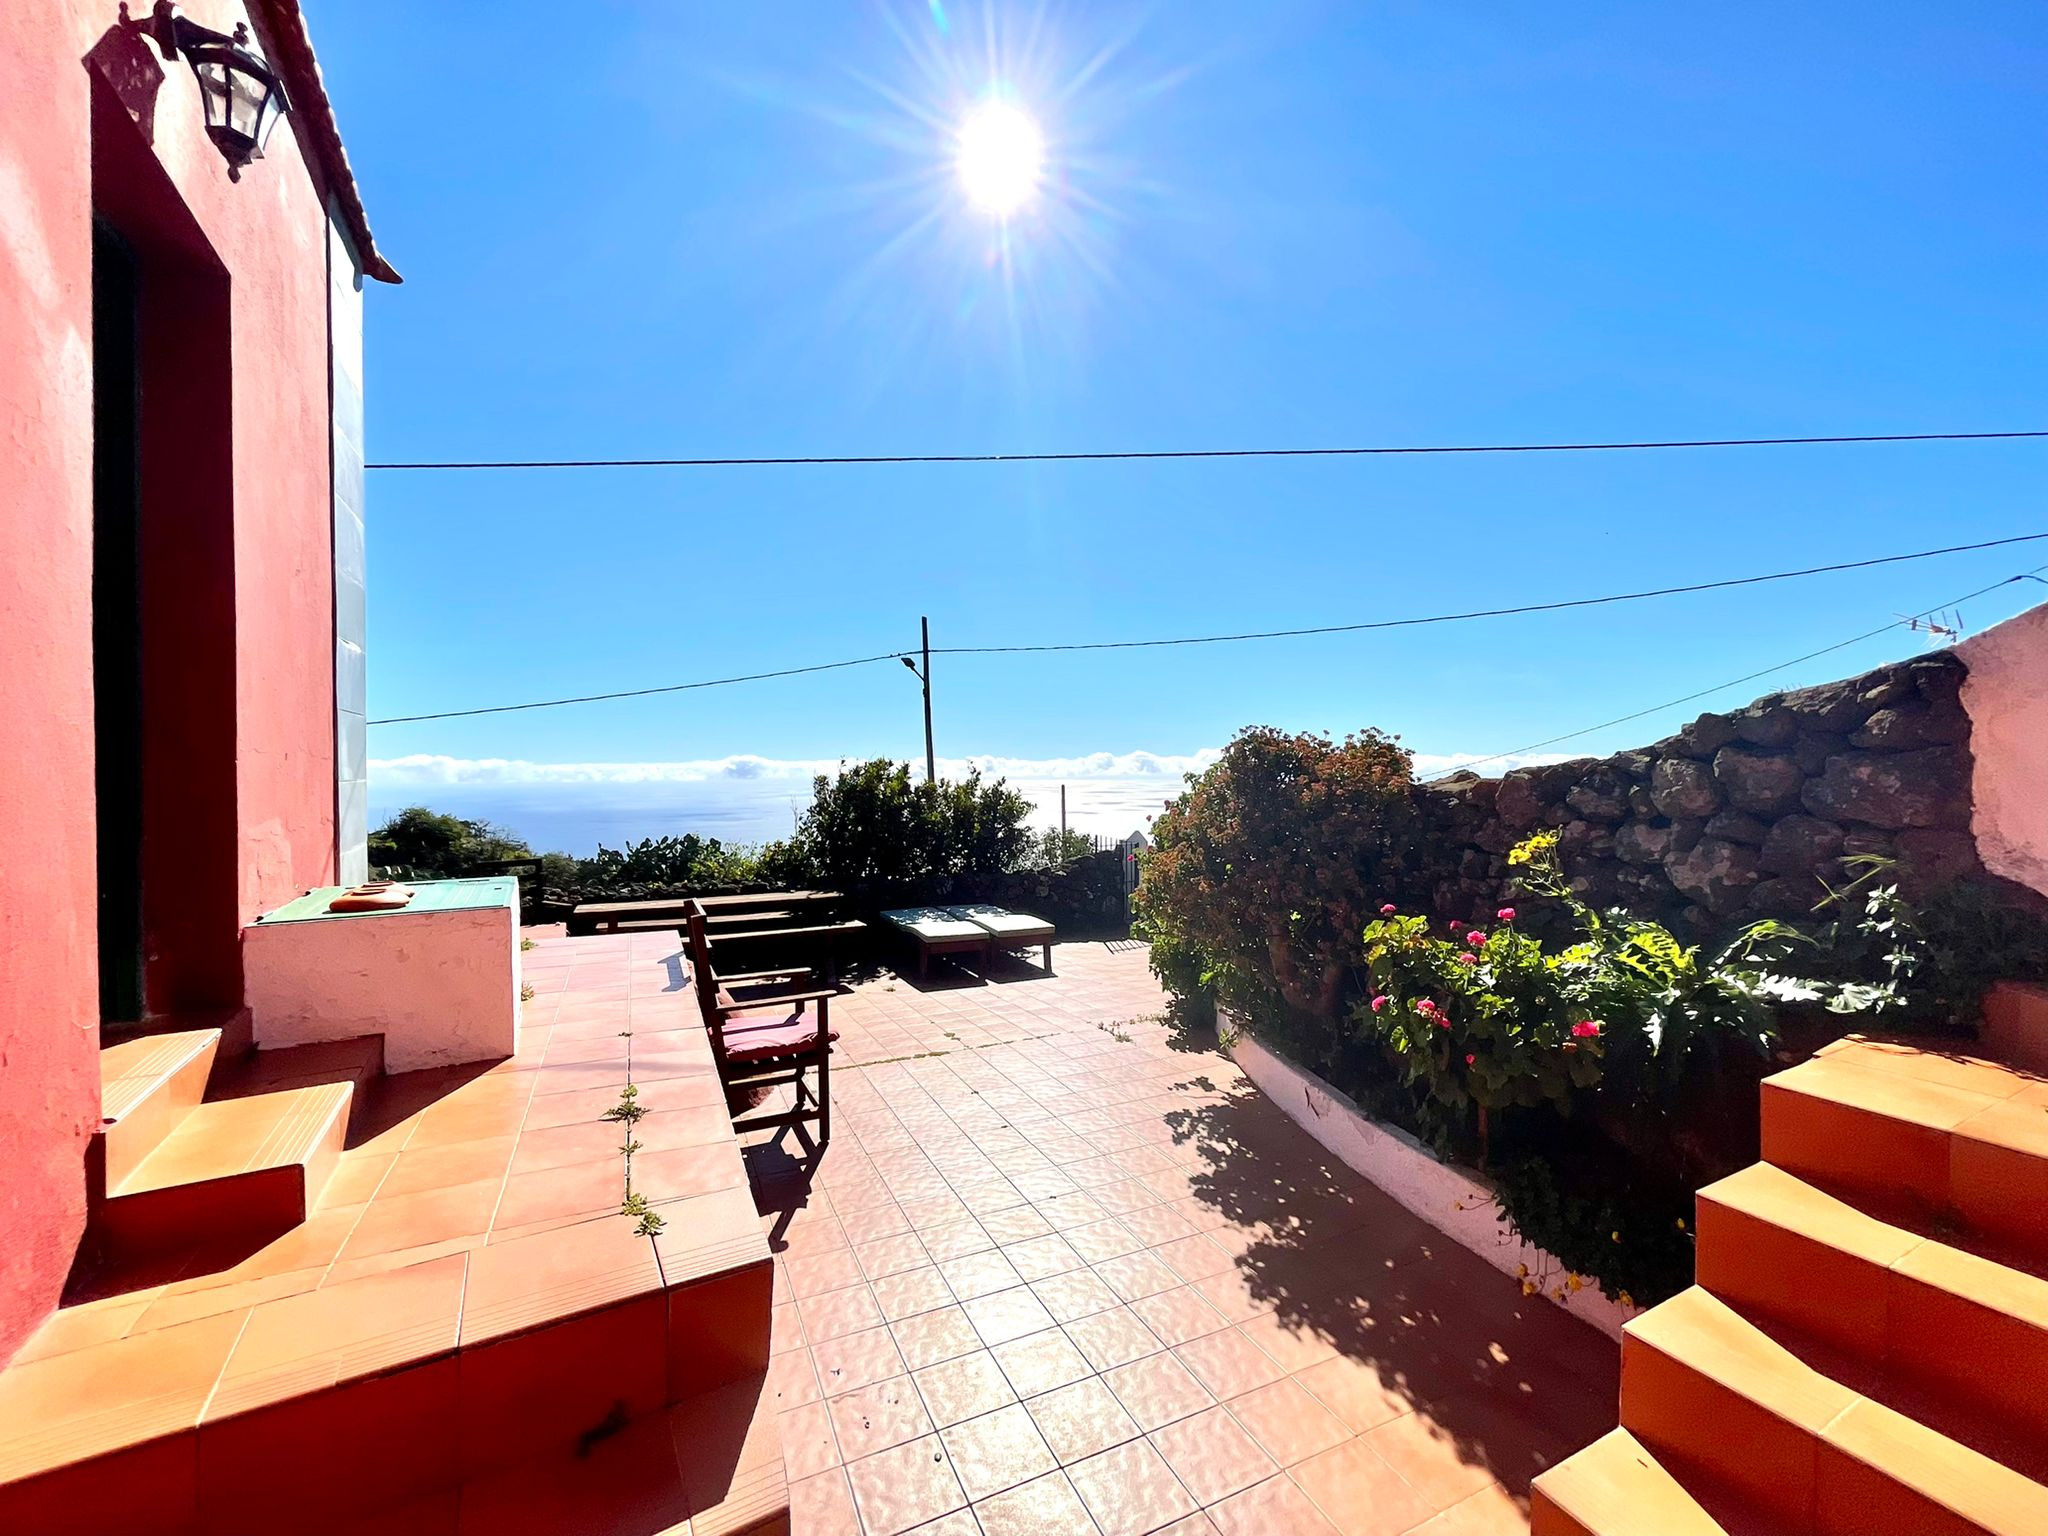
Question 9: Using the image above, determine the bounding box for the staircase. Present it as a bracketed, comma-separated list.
[1530, 1029, 2048, 1535]
[2, 942, 786, 1536]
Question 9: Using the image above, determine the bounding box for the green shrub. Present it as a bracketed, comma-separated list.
[789, 759, 1033, 890]
[369, 806, 531, 877]
[1136, 726, 1432, 1037]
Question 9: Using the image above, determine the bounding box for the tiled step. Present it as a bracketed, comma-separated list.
[214, 1035, 385, 1140]
[1621, 1285, 2048, 1534]
[93, 1081, 353, 1260]
[1697, 1162, 2048, 1459]
[330, 1372, 788, 1536]
[1529, 1428, 1780, 1536]
[1759, 1036, 2048, 1264]
[1982, 982, 2048, 1076]
[94, 1028, 221, 1194]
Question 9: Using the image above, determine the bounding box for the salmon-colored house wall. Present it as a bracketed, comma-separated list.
[0, 0, 393, 1360]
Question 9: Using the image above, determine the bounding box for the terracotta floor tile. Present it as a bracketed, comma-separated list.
[845, 1432, 969, 1536]
[940, 1249, 1026, 1302]
[211, 1254, 466, 1417]
[1097, 1251, 1184, 1304]
[1152, 1405, 1278, 1507]
[1068, 1437, 1198, 1536]
[813, 1323, 909, 1400]
[913, 1350, 1018, 1427]
[786, 1246, 868, 1298]
[1224, 1377, 1353, 1469]
[788, 1466, 862, 1535]
[981, 1207, 1056, 1245]
[964, 1286, 1060, 1348]
[766, 1346, 822, 1410]
[1293, 1356, 1419, 1436]
[1174, 1327, 1287, 1402]
[459, 1213, 661, 1346]
[890, 1305, 984, 1372]
[1208, 1473, 1343, 1535]
[1399, 1480, 1528, 1535]
[1240, 1312, 1340, 1375]
[1031, 1269, 1123, 1324]
[1067, 1219, 1146, 1264]
[771, 1300, 807, 1355]
[335, 1182, 501, 1266]
[940, 1402, 1058, 1501]
[856, 1232, 931, 1281]
[920, 1219, 997, 1262]
[828, 1375, 933, 1462]
[1130, 1285, 1233, 1349]
[1292, 1440, 1433, 1536]
[1025, 1376, 1145, 1466]
[872, 1263, 954, 1321]
[970, 1468, 1098, 1536]
[779, 1398, 842, 1481]
[1065, 1306, 1166, 1373]
[1103, 1350, 1217, 1432]
[993, 1328, 1095, 1399]
[800, 1282, 886, 1343]
[488, 1160, 617, 1234]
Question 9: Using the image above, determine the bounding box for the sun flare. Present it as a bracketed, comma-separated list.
[955, 98, 1044, 218]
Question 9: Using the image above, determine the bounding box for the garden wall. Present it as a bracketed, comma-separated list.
[1421, 650, 1991, 937]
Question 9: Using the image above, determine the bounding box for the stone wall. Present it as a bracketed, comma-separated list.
[1422, 652, 1982, 936]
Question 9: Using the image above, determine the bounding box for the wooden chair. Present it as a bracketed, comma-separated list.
[683, 907, 836, 1146]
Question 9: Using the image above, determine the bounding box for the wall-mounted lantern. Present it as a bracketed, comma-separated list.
[137, 2, 292, 178]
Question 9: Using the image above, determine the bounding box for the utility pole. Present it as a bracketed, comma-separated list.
[903, 617, 936, 784]
[921, 615, 936, 785]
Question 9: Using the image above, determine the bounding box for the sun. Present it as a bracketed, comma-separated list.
[955, 98, 1044, 218]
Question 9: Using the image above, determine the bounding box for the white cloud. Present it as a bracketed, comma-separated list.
[369, 749, 1226, 788]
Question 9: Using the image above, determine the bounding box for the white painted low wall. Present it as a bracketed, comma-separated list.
[1224, 1013, 1638, 1341]
[244, 880, 520, 1073]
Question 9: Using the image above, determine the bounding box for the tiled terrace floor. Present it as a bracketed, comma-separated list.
[738, 940, 1622, 1536]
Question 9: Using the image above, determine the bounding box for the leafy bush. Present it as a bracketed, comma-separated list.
[369, 806, 531, 877]
[788, 758, 1034, 890]
[1137, 727, 1433, 1031]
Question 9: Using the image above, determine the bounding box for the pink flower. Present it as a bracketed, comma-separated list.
[1457, 953, 1478, 966]
[1416, 999, 1436, 1014]
[1571, 1020, 1602, 1039]
[1465, 1053, 1477, 1065]
[1436, 1017, 1452, 1030]
[1466, 930, 1487, 948]
[1448, 920, 1464, 933]
[1379, 904, 1397, 916]
[1370, 995, 1389, 1013]
[1497, 907, 1517, 922]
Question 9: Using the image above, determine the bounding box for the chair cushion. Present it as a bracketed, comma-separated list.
[717, 1012, 838, 1063]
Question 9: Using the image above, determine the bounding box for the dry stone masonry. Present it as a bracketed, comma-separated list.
[1422, 652, 1981, 936]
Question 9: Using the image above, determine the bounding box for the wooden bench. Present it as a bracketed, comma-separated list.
[569, 890, 843, 936]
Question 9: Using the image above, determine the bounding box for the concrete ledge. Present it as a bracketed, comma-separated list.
[1223, 1010, 1638, 1340]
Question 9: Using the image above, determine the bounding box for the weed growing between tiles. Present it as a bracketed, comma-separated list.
[603, 1031, 666, 1237]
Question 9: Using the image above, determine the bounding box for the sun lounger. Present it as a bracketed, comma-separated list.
[948, 905, 1054, 973]
[880, 907, 994, 978]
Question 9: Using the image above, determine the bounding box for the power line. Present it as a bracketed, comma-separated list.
[367, 652, 904, 726]
[365, 428, 2048, 473]
[930, 532, 2048, 655]
[1422, 567, 2048, 781]
[367, 531, 2047, 725]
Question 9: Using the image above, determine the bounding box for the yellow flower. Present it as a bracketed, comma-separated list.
[1521, 1279, 1537, 1296]
[1610, 1230, 1621, 1243]
[1567, 1274, 1583, 1293]
[1619, 1291, 1635, 1309]
[1675, 1218, 1687, 1231]
[1516, 1264, 1529, 1279]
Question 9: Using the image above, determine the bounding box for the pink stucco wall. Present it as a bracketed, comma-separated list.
[1957, 600, 2048, 900]
[0, 0, 346, 1359]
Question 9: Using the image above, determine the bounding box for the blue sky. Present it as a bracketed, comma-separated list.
[321, 2, 2048, 845]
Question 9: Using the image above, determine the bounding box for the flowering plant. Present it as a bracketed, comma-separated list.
[1359, 832, 1813, 1151]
